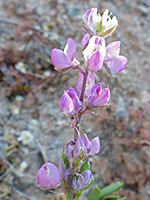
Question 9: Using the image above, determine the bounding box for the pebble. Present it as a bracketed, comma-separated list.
[19, 161, 29, 172]
[137, 5, 149, 15]
[17, 130, 34, 145]
[0, 97, 10, 117]
[114, 97, 129, 119]
[67, 7, 80, 17]
[15, 62, 28, 74]
[9, 104, 20, 115]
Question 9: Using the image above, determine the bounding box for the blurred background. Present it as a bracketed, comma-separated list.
[0, 0, 150, 199]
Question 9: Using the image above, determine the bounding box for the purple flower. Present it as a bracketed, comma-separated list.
[83, 36, 106, 71]
[81, 133, 91, 153]
[59, 159, 71, 191]
[66, 141, 76, 158]
[59, 159, 71, 182]
[90, 137, 101, 155]
[104, 41, 128, 74]
[82, 8, 98, 35]
[76, 72, 95, 97]
[87, 83, 110, 108]
[81, 33, 90, 48]
[82, 8, 118, 38]
[81, 133, 100, 156]
[73, 137, 85, 159]
[36, 162, 60, 189]
[60, 88, 82, 115]
[59, 159, 66, 181]
[66, 138, 84, 159]
[66, 134, 100, 159]
[51, 38, 79, 71]
[72, 170, 92, 191]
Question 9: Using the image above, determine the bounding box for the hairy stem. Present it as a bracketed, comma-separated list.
[74, 66, 89, 141]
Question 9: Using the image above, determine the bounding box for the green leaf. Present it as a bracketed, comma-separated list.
[79, 161, 90, 173]
[118, 198, 126, 200]
[74, 159, 81, 167]
[87, 185, 101, 200]
[103, 196, 119, 200]
[62, 153, 70, 169]
[100, 182, 124, 198]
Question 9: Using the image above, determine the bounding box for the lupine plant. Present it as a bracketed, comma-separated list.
[36, 8, 128, 200]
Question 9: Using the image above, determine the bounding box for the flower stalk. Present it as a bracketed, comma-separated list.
[36, 7, 127, 200]
[74, 66, 89, 141]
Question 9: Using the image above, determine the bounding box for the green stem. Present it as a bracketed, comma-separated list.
[67, 185, 73, 200]
[74, 194, 81, 200]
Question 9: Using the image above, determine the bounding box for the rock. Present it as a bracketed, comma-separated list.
[114, 97, 129, 119]
[8, 104, 21, 115]
[19, 161, 29, 173]
[137, 5, 149, 15]
[28, 119, 39, 133]
[17, 130, 34, 145]
[0, 125, 3, 136]
[67, 6, 80, 17]
[0, 97, 10, 117]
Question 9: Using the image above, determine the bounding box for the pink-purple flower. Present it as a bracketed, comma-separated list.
[66, 140, 76, 158]
[72, 170, 93, 191]
[59, 159, 71, 191]
[76, 71, 95, 97]
[81, 33, 90, 48]
[66, 138, 84, 159]
[36, 162, 60, 189]
[83, 35, 106, 71]
[66, 133, 100, 159]
[87, 83, 110, 108]
[104, 41, 128, 74]
[60, 88, 82, 115]
[82, 8, 98, 35]
[81, 133, 100, 156]
[51, 38, 79, 71]
[59, 159, 66, 181]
